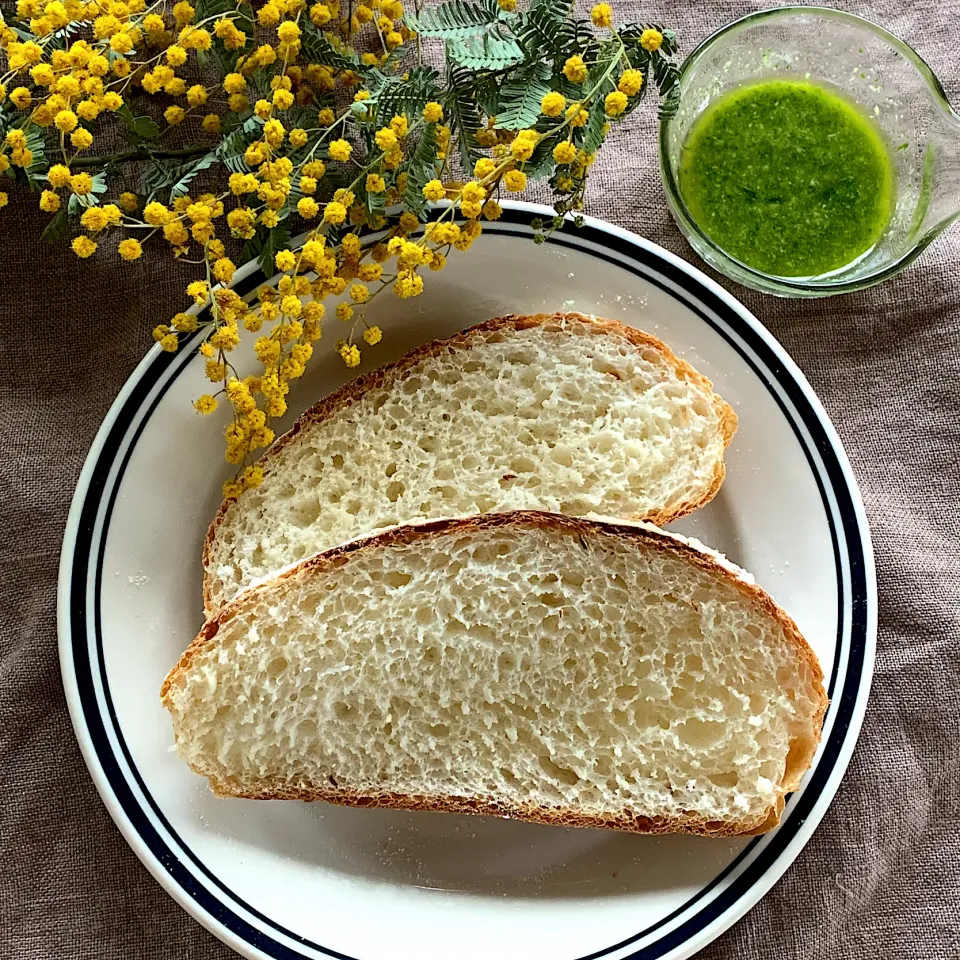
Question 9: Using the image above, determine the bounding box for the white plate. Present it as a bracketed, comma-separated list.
[58, 202, 876, 960]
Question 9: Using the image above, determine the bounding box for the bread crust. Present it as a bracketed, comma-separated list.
[205, 780, 774, 838]
[167, 512, 826, 838]
[201, 312, 738, 613]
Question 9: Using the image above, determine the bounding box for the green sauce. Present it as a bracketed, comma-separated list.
[678, 79, 894, 277]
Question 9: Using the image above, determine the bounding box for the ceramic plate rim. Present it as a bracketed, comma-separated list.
[57, 200, 877, 960]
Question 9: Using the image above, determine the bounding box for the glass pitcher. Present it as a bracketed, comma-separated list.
[659, 5, 960, 297]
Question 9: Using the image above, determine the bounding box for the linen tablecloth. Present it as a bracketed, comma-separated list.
[2, 1, 959, 956]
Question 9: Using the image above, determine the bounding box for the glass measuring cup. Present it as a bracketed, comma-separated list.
[659, 6, 960, 297]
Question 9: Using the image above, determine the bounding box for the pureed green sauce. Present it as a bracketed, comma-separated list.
[679, 79, 894, 277]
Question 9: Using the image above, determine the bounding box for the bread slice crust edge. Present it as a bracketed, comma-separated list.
[201, 311, 738, 613]
[169, 511, 826, 838]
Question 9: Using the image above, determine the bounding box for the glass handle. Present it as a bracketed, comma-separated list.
[915, 108, 960, 241]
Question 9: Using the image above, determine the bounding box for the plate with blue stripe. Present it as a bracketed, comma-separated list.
[59, 201, 875, 960]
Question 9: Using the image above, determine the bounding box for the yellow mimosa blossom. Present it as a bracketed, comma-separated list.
[590, 4, 612, 28]
[47, 164, 72, 187]
[640, 28, 663, 51]
[422, 179, 445, 202]
[118, 238, 143, 260]
[71, 129, 93, 150]
[540, 92, 565, 117]
[70, 172, 93, 195]
[618, 69, 644, 96]
[604, 91, 628, 116]
[71, 235, 97, 257]
[504, 169, 526, 192]
[297, 197, 319, 219]
[328, 139, 351, 161]
[323, 201, 347, 224]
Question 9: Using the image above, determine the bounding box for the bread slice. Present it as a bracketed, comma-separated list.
[165, 513, 826, 837]
[203, 312, 737, 614]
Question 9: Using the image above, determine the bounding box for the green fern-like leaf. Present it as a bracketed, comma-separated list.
[41, 206, 70, 246]
[137, 152, 219, 204]
[367, 66, 441, 124]
[364, 180, 387, 216]
[659, 29, 679, 58]
[215, 114, 264, 173]
[658, 83, 681, 120]
[447, 31, 524, 70]
[300, 27, 358, 71]
[575, 38, 619, 151]
[222, 152, 249, 174]
[139, 159, 177, 197]
[403, 124, 439, 215]
[473, 76, 501, 117]
[493, 60, 551, 130]
[408, 0, 502, 40]
[574, 18, 597, 53]
[117, 103, 160, 142]
[170, 152, 219, 199]
[240, 224, 294, 277]
[515, 5, 577, 58]
[585, 38, 620, 88]
[651, 55, 681, 99]
[445, 71, 485, 168]
[580, 97, 609, 155]
[550, 68, 588, 104]
[12, 20, 83, 52]
[195, 0, 239, 18]
[67, 171, 107, 212]
[139, 158, 190, 202]
[208, 32, 247, 75]
[283, 105, 320, 132]
[522, 136, 557, 181]
[620, 22, 678, 58]
[23, 125, 49, 185]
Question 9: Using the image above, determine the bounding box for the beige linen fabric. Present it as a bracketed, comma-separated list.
[2, 1, 958, 956]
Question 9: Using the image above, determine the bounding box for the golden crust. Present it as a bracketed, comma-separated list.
[206, 780, 772, 838]
[166, 511, 826, 838]
[201, 312, 738, 614]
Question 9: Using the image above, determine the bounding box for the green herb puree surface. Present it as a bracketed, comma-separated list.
[679, 79, 893, 277]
